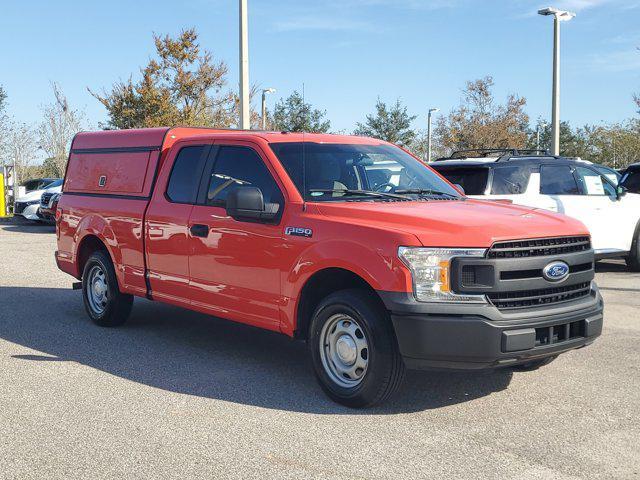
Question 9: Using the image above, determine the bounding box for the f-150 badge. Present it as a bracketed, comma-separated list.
[285, 226, 313, 238]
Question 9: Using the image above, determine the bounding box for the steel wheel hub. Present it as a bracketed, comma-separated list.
[87, 265, 108, 315]
[319, 314, 369, 388]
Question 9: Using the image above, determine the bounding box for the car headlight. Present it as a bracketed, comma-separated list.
[398, 247, 487, 303]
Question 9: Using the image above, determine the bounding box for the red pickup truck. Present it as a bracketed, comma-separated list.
[56, 127, 603, 407]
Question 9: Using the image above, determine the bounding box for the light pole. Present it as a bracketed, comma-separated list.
[427, 108, 439, 163]
[538, 7, 575, 156]
[536, 122, 548, 150]
[239, 0, 250, 129]
[261, 88, 276, 130]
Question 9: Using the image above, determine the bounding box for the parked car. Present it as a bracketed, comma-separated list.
[620, 163, 640, 194]
[431, 149, 640, 269]
[14, 179, 62, 221]
[37, 192, 61, 224]
[56, 129, 603, 407]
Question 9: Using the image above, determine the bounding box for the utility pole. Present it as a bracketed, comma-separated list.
[261, 88, 276, 130]
[427, 108, 439, 163]
[239, 0, 250, 129]
[538, 7, 575, 156]
[536, 122, 548, 150]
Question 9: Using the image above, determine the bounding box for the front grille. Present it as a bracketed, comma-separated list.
[488, 236, 591, 259]
[500, 262, 593, 281]
[14, 202, 26, 214]
[487, 282, 591, 310]
[41, 192, 54, 206]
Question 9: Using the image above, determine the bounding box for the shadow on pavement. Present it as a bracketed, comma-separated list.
[0, 217, 55, 234]
[595, 259, 630, 273]
[0, 286, 512, 414]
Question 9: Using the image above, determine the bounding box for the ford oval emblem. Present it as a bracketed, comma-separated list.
[543, 261, 570, 282]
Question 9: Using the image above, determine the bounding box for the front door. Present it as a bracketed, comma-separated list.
[187, 142, 286, 331]
[539, 164, 629, 253]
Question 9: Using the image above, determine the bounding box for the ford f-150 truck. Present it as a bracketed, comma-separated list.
[56, 128, 604, 407]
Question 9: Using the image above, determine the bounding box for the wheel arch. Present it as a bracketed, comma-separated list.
[293, 267, 387, 341]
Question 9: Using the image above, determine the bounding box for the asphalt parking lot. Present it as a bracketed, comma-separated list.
[1, 218, 639, 480]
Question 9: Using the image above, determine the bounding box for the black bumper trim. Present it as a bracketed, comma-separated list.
[382, 288, 603, 371]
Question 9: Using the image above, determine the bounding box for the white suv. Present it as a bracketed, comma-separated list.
[431, 150, 640, 270]
[14, 179, 62, 221]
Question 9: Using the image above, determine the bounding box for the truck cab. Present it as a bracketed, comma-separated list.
[56, 129, 604, 407]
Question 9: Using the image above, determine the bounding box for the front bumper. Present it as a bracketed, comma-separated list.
[15, 203, 40, 220]
[380, 285, 604, 370]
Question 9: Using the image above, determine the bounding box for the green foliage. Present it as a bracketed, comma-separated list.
[435, 76, 529, 153]
[354, 99, 417, 146]
[271, 91, 331, 133]
[91, 29, 236, 129]
[530, 119, 640, 168]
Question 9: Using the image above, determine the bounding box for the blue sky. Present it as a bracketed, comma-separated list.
[1, 0, 639, 134]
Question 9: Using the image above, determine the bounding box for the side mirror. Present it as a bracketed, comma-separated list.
[226, 186, 278, 222]
[454, 183, 465, 195]
[616, 185, 627, 199]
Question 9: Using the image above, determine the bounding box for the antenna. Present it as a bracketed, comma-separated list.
[302, 83, 307, 212]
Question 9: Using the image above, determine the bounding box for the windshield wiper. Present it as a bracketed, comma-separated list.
[394, 188, 461, 199]
[308, 189, 411, 201]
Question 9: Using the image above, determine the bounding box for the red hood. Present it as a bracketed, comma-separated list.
[316, 199, 589, 248]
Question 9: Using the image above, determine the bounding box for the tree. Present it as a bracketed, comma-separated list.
[354, 99, 417, 146]
[91, 28, 237, 129]
[38, 83, 85, 177]
[271, 91, 331, 133]
[6, 122, 38, 186]
[435, 76, 529, 154]
[0, 86, 8, 162]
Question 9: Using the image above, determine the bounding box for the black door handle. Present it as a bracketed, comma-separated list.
[190, 224, 209, 238]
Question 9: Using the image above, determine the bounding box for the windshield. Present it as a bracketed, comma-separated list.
[269, 142, 460, 201]
[45, 179, 63, 189]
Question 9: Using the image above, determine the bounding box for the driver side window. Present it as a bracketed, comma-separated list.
[574, 166, 616, 197]
[206, 146, 284, 208]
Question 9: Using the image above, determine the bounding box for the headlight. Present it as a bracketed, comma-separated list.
[398, 247, 487, 303]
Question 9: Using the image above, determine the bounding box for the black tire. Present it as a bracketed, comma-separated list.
[625, 226, 640, 271]
[309, 289, 405, 408]
[511, 355, 557, 371]
[82, 250, 133, 327]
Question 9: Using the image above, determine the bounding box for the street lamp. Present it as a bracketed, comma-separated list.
[536, 122, 548, 150]
[261, 88, 276, 130]
[538, 6, 575, 156]
[427, 108, 439, 163]
[239, 0, 250, 129]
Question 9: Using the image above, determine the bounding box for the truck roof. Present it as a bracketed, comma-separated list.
[71, 127, 386, 152]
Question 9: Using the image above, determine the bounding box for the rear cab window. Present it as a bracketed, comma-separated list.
[166, 146, 209, 203]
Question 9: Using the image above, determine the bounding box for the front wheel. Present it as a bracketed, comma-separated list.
[82, 250, 133, 327]
[626, 226, 640, 271]
[309, 289, 405, 408]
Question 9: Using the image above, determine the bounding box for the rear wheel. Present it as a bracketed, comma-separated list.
[309, 289, 405, 408]
[82, 251, 133, 327]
